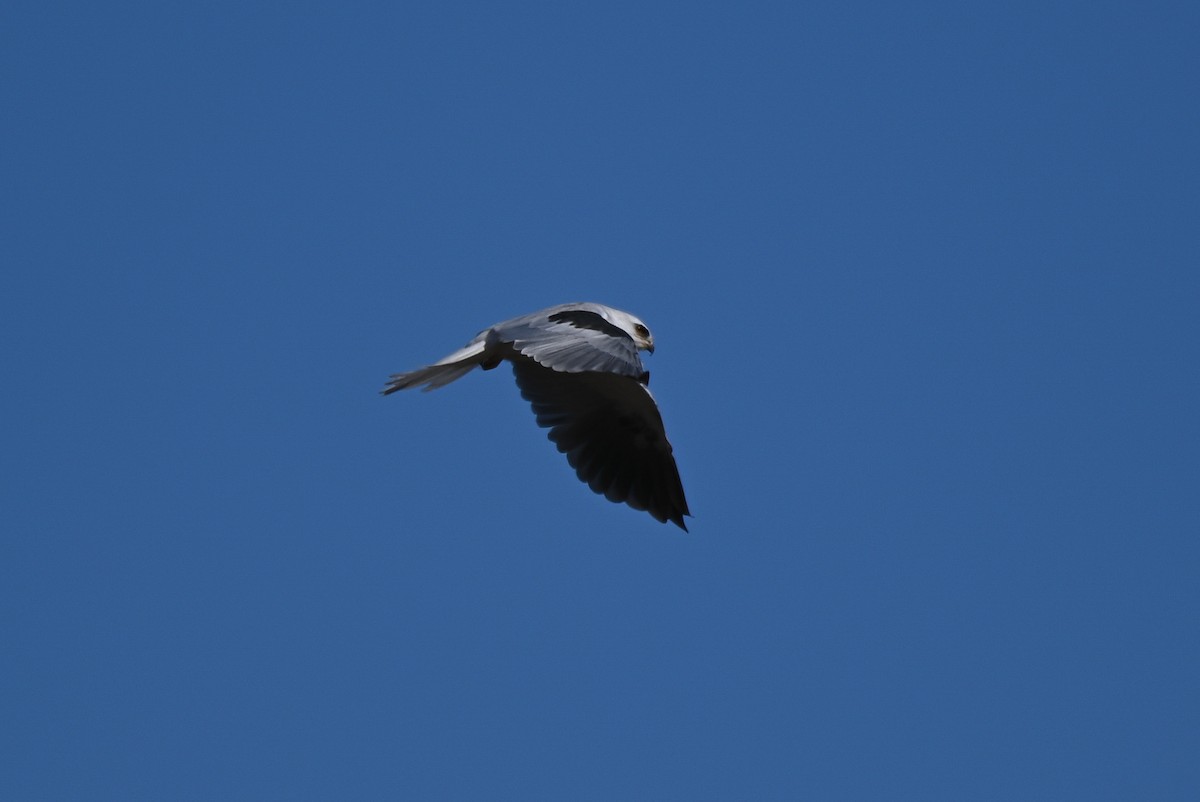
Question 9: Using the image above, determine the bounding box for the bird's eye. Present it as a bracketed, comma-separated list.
[634, 324, 649, 338]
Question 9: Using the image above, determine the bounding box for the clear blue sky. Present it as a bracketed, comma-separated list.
[3, 2, 1198, 799]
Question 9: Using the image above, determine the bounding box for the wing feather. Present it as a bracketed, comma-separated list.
[493, 305, 645, 379]
[511, 358, 689, 530]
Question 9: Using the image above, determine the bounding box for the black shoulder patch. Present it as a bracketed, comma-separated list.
[547, 309, 631, 341]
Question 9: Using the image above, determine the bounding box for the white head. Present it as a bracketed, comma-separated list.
[602, 306, 655, 353]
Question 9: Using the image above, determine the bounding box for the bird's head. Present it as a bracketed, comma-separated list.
[608, 308, 655, 353]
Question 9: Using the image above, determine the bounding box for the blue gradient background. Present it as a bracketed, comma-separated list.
[3, 2, 1197, 798]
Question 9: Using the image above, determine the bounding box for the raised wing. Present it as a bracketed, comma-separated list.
[511, 358, 689, 530]
[494, 306, 645, 379]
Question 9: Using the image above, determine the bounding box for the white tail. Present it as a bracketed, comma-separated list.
[381, 340, 489, 394]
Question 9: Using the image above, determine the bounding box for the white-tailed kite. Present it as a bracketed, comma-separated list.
[382, 302, 690, 531]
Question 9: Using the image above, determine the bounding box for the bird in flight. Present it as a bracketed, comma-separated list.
[382, 302, 691, 530]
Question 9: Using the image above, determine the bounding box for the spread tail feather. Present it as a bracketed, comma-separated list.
[381, 340, 489, 394]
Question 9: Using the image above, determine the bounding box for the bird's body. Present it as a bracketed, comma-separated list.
[382, 303, 690, 530]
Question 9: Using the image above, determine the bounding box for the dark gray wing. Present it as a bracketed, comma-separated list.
[511, 358, 689, 530]
[493, 305, 645, 379]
